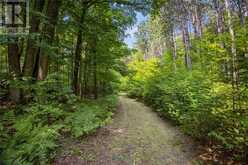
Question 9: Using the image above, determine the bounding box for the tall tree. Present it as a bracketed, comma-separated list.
[181, 20, 192, 69]
[225, 0, 240, 111]
[8, 38, 21, 102]
[23, 0, 45, 78]
[37, 0, 61, 80]
[191, 0, 203, 38]
[72, 6, 87, 95]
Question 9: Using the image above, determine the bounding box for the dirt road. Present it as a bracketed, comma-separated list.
[54, 96, 200, 165]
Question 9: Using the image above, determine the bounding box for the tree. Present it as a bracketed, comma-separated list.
[225, 0, 240, 110]
[8, 37, 21, 102]
[37, 0, 61, 80]
[23, 0, 45, 78]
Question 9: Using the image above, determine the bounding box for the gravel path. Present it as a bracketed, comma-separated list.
[54, 96, 200, 165]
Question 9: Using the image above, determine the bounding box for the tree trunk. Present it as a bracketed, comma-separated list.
[8, 39, 21, 102]
[237, 0, 245, 24]
[72, 9, 87, 95]
[213, 0, 224, 34]
[170, 27, 177, 71]
[78, 50, 84, 98]
[23, 0, 45, 78]
[192, 4, 202, 38]
[225, 0, 240, 111]
[37, 0, 61, 80]
[213, 0, 231, 79]
[172, 30, 177, 62]
[93, 40, 98, 99]
[181, 21, 192, 69]
[83, 54, 89, 98]
[245, 0, 248, 15]
[73, 29, 83, 95]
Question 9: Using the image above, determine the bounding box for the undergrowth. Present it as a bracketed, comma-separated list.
[122, 53, 248, 162]
[0, 76, 118, 164]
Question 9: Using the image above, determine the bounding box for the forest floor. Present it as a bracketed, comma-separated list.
[54, 96, 201, 165]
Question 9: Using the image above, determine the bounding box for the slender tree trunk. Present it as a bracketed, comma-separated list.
[72, 9, 87, 95]
[158, 36, 163, 57]
[237, 0, 244, 24]
[144, 40, 149, 60]
[37, 0, 61, 80]
[191, 2, 204, 69]
[73, 29, 83, 95]
[238, 0, 248, 24]
[213, 0, 224, 34]
[23, 0, 45, 78]
[170, 27, 177, 71]
[83, 54, 88, 98]
[93, 40, 98, 99]
[80, 56, 84, 99]
[78, 53, 83, 97]
[181, 21, 192, 69]
[245, 0, 248, 15]
[8, 38, 21, 102]
[213, 0, 230, 79]
[225, 0, 240, 111]
[192, 4, 202, 38]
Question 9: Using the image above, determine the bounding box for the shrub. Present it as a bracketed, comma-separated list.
[124, 57, 248, 160]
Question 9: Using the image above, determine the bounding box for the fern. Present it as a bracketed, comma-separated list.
[65, 104, 113, 138]
[1, 123, 61, 164]
[0, 94, 117, 164]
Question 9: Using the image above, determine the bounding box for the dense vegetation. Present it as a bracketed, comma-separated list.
[0, 0, 149, 164]
[122, 0, 248, 162]
[1, 0, 248, 164]
[0, 90, 117, 164]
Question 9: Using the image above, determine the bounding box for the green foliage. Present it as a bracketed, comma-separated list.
[124, 54, 248, 159]
[0, 104, 62, 164]
[2, 124, 60, 164]
[0, 94, 118, 164]
[0, 0, 145, 164]
[64, 95, 117, 137]
[121, 51, 159, 97]
[65, 104, 113, 138]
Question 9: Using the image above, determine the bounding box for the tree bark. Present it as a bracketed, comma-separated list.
[213, 0, 224, 34]
[181, 21, 192, 69]
[213, 0, 230, 79]
[93, 40, 98, 99]
[169, 27, 177, 71]
[72, 9, 87, 95]
[8, 38, 21, 102]
[23, 0, 45, 78]
[172, 30, 177, 64]
[225, 0, 240, 111]
[83, 54, 89, 98]
[237, 0, 248, 24]
[192, 3, 202, 38]
[245, 0, 248, 15]
[37, 0, 61, 80]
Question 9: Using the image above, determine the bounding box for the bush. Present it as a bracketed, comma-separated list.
[124, 57, 248, 160]
[121, 56, 159, 98]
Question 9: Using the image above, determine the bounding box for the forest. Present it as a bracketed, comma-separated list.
[0, 0, 248, 164]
